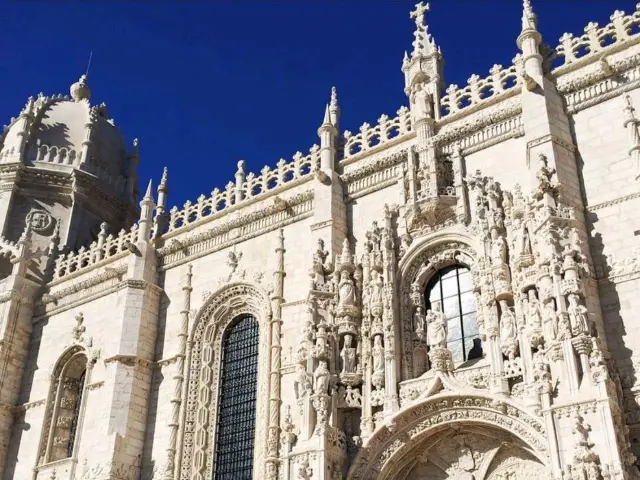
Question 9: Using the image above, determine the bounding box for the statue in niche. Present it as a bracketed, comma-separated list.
[490, 231, 507, 267]
[295, 364, 312, 398]
[338, 270, 355, 307]
[542, 301, 558, 344]
[534, 154, 556, 200]
[499, 301, 517, 343]
[372, 335, 385, 375]
[410, 81, 433, 120]
[567, 294, 590, 336]
[526, 289, 543, 328]
[414, 305, 426, 337]
[369, 270, 383, 307]
[426, 303, 448, 349]
[340, 334, 357, 374]
[313, 361, 330, 395]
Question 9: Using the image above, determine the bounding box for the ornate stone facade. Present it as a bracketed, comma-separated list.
[1, 2, 640, 479]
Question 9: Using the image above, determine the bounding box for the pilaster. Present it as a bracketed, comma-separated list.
[99, 230, 161, 477]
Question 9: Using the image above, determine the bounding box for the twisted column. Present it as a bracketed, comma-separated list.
[165, 264, 192, 479]
[266, 230, 285, 479]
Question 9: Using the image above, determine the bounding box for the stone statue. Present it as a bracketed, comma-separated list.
[370, 271, 383, 307]
[372, 335, 385, 374]
[340, 334, 357, 374]
[526, 289, 542, 328]
[499, 302, 517, 342]
[313, 361, 330, 395]
[414, 305, 426, 337]
[338, 270, 355, 307]
[426, 303, 448, 349]
[491, 233, 507, 267]
[567, 294, 590, 336]
[410, 81, 433, 120]
[543, 301, 558, 344]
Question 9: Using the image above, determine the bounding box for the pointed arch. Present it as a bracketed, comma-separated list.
[347, 392, 548, 480]
[398, 230, 482, 381]
[179, 282, 272, 480]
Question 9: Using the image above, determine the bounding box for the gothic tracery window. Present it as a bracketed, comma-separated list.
[40, 350, 88, 464]
[212, 315, 259, 480]
[425, 265, 482, 363]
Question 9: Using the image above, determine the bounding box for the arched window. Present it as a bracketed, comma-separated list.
[425, 265, 482, 364]
[212, 315, 260, 480]
[40, 350, 87, 464]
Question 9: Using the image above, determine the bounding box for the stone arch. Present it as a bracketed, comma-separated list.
[36, 345, 90, 469]
[179, 282, 272, 480]
[398, 230, 482, 380]
[347, 392, 548, 480]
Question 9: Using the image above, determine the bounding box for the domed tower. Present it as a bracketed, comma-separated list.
[0, 75, 140, 258]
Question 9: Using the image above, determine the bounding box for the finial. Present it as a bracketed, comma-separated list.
[160, 167, 168, 188]
[70, 74, 91, 102]
[330, 87, 338, 108]
[236, 160, 246, 175]
[521, 0, 538, 33]
[409, 2, 437, 58]
[132, 138, 139, 156]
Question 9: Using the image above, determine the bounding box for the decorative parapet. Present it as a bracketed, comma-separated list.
[165, 146, 319, 234]
[553, 5, 640, 74]
[52, 224, 138, 280]
[440, 63, 521, 119]
[342, 107, 412, 161]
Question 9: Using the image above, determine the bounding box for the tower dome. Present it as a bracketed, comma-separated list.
[0, 75, 138, 202]
[0, 74, 140, 251]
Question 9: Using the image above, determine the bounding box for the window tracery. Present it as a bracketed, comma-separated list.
[212, 314, 259, 480]
[38, 347, 88, 465]
[424, 265, 481, 364]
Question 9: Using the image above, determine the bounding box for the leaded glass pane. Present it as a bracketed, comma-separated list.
[424, 265, 483, 363]
[212, 315, 259, 480]
[67, 370, 86, 458]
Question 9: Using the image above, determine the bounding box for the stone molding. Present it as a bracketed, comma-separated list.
[347, 392, 547, 480]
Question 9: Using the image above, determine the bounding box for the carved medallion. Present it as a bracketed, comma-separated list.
[27, 210, 54, 233]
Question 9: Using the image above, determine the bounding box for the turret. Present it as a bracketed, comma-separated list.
[516, 0, 543, 79]
[317, 99, 338, 173]
[137, 180, 155, 244]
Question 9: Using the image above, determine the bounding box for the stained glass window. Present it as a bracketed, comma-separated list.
[212, 315, 259, 480]
[425, 265, 482, 363]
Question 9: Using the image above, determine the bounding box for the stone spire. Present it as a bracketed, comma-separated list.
[70, 74, 91, 102]
[138, 179, 155, 243]
[318, 103, 337, 172]
[517, 0, 543, 78]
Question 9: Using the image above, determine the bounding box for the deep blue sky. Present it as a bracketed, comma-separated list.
[1, 1, 636, 210]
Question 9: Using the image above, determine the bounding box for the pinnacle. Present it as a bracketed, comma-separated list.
[322, 104, 331, 126]
[330, 87, 338, 108]
[144, 179, 153, 200]
[160, 167, 168, 189]
[521, 0, 538, 33]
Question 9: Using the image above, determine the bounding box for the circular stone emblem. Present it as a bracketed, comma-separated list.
[26, 210, 54, 233]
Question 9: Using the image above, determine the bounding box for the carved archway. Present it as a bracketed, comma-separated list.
[398, 231, 482, 380]
[347, 392, 548, 480]
[179, 282, 272, 480]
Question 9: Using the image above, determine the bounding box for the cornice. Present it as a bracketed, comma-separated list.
[157, 190, 313, 270]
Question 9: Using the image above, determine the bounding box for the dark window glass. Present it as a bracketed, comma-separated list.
[67, 370, 86, 458]
[425, 265, 482, 363]
[212, 315, 259, 480]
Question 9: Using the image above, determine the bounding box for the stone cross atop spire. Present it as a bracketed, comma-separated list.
[410, 2, 437, 58]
